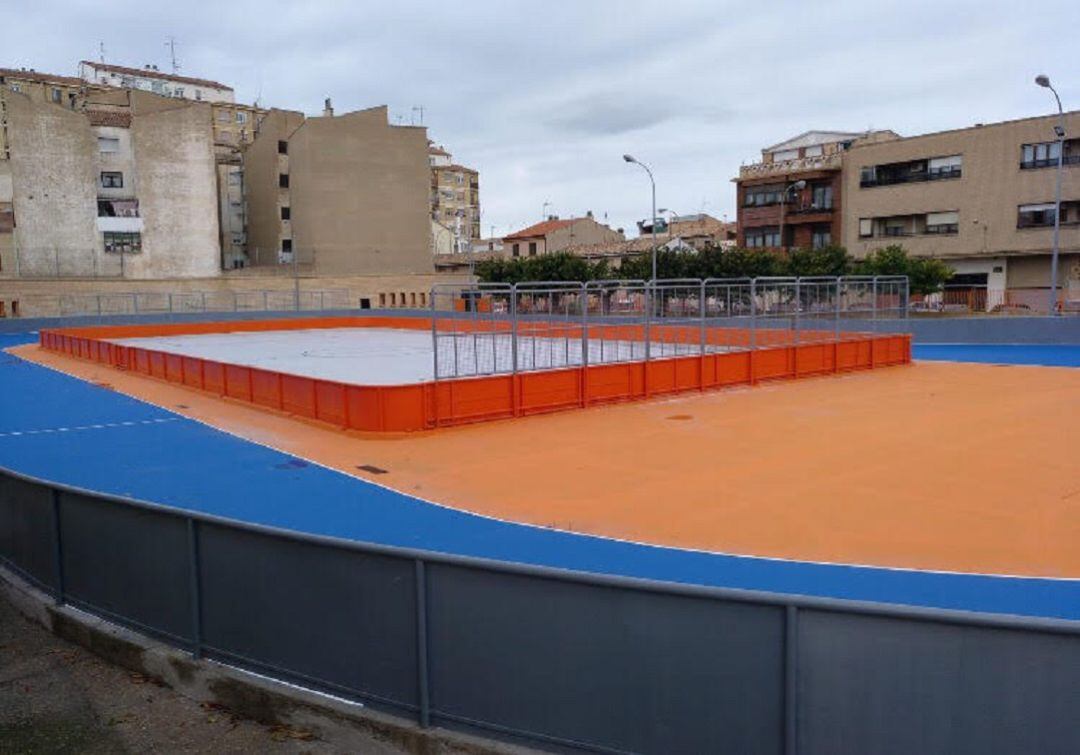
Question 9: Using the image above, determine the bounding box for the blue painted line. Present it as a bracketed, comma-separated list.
[1, 331, 1078, 621]
[914, 343, 1080, 367]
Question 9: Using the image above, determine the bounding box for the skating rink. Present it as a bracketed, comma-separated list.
[110, 327, 721, 384]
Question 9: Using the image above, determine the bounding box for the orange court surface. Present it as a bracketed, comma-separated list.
[14, 341, 1079, 580]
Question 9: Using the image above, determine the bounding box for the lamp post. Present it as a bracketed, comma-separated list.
[624, 154, 657, 281]
[777, 179, 807, 251]
[1035, 74, 1066, 315]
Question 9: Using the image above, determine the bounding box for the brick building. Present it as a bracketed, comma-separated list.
[734, 130, 894, 250]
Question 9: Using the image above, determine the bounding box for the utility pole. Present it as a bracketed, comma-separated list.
[98, 42, 106, 64]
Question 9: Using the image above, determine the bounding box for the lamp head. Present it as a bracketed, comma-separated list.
[623, 154, 636, 164]
[793, 179, 807, 190]
[1035, 74, 1051, 88]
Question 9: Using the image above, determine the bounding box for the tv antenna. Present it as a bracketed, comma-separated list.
[98, 42, 106, 64]
[411, 106, 424, 126]
[165, 37, 180, 74]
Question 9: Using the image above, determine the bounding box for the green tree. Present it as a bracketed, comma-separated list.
[784, 245, 853, 277]
[855, 245, 953, 294]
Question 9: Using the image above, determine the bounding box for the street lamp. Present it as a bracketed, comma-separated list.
[777, 179, 807, 251]
[1035, 74, 1066, 315]
[624, 154, 657, 281]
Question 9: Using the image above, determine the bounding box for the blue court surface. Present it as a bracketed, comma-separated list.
[913, 342, 1080, 367]
[2, 332, 1078, 621]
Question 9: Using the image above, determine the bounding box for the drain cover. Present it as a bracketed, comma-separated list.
[666, 414, 693, 421]
[357, 464, 388, 475]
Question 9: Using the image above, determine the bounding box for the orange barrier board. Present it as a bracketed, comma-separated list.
[40, 316, 911, 433]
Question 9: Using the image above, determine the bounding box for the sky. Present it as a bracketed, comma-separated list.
[6, 0, 1078, 238]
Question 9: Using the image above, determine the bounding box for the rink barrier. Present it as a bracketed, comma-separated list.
[38, 317, 911, 433]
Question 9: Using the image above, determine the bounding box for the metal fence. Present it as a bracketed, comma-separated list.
[430, 276, 909, 380]
[1, 466, 1077, 754]
[1, 289, 353, 319]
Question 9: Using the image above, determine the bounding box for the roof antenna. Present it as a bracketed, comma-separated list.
[165, 36, 180, 74]
[98, 41, 106, 64]
[411, 106, 424, 126]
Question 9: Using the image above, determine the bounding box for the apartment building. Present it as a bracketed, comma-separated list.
[245, 104, 433, 276]
[843, 112, 1080, 305]
[78, 61, 266, 267]
[502, 215, 624, 258]
[429, 142, 480, 250]
[735, 131, 893, 250]
[0, 81, 219, 278]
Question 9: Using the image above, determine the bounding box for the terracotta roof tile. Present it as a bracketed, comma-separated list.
[503, 218, 578, 240]
[0, 68, 83, 87]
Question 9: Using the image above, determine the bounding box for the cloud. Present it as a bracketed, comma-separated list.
[4, 0, 1077, 237]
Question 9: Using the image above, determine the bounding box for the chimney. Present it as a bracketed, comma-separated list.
[586, 210, 593, 218]
[323, 97, 334, 117]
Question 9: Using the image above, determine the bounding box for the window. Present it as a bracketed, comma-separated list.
[174, 86, 185, 98]
[217, 109, 232, 123]
[811, 184, 833, 209]
[9, 84, 20, 93]
[804, 145, 823, 158]
[859, 219, 873, 238]
[1021, 141, 1064, 169]
[279, 173, 289, 188]
[745, 227, 780, 248]
[97, 136, 120, 154]
[277, 140, 288, 154]
[97, 199, 139, 217]
[100, 171, 123, 188]
[1017, 203, 1057, 228]
[228, 171, 242, 186]
[51, 88, 62, 103]
[861, 156, 961, 187]
[743, 184, 784, 207]
[236, 111, 248, 124]
[103, 232, 141, 253]
[925, 211, 959, 235]
[811, 227, 832, 249]
[281, 239, 293, 252]
[883, 219, 910, 237]
[195, 89, 202, 101]
[528, 241, 537, 256]
[772, 149, 798, 162]
[512, 243, 520, 257]
[928, 155, 962, 178]
[379, 293, 386, 307]
[280, 206, 291, 220]
[360, 297, 371, 310]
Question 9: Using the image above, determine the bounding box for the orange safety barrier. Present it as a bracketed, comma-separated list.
[39, 316, 912, 433]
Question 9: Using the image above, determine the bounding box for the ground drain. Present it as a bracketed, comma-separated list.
[666, 414, 693, 421]
[357, 464, 388, 475]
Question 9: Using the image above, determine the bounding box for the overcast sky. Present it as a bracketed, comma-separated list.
[7, 0, 1078, 238]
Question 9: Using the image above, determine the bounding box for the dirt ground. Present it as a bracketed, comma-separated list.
[0, 595, 401, 754]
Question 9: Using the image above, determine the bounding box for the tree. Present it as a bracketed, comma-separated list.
[854, 245, 953, 294]
[785, 245, 853, 277]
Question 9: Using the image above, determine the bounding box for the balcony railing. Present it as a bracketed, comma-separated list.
[1020, 154, 1080, 169]
[860, 166, 962, 188]
[788, 204, 834, 215]
[738, 152, 842, 180]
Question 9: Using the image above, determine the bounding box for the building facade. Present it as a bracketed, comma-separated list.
[429, 142, 480, 251]
[842, 112, 1080, 307]
[0, 79, 220, 279]
[735, 131, 890, 251]
[245, 105, 433, 276]
[502, 215, 623, 258]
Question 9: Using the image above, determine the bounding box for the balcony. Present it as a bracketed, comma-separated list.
[787, 204, 834, 216]
[1020, 154, 1080, 170]
[860, 165, 961, 188]
[738, 152, 842, 180]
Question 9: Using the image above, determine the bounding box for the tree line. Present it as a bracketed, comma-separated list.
[473, 244, 953, 294]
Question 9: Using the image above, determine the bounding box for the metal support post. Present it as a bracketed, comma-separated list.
[187, 519, 203, 659]
[51, 488, 65, 605]
[415, 560, 431, 729]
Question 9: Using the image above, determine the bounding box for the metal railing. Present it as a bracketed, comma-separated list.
[0, 289, 353, 319]
[430, 276, 909, 380]
[1, 464, 1077, 755]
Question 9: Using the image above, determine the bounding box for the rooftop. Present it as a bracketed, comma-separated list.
[0, 67, 84, 87]
[503, 218, 579, 240]
[79, 60, 233, 92]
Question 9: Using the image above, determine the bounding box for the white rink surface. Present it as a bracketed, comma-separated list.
[110, 327, 718, 385]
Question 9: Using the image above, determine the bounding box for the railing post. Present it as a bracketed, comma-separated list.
[749, 278, 757, 351]
[511, 285, 519, 376]
[871, 276, 878, 333]
[793, 278, 801, 346]
[187, 518, 203, 659]
[644, 282, 652, 362]
[699, 280, 706, 356]
[834, 277, 842, 343]
[785, 605, 799, 755]
[51, 488, 65, 606]
[415, 559, 431, 729]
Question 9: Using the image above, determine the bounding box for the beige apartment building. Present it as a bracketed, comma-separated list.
[503, 215, 624, 258]
[245, 104, 433, 276]
[843, 111, 1080, 307]
[0, 79, 220, 279]
[429, 142, 480, 250]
